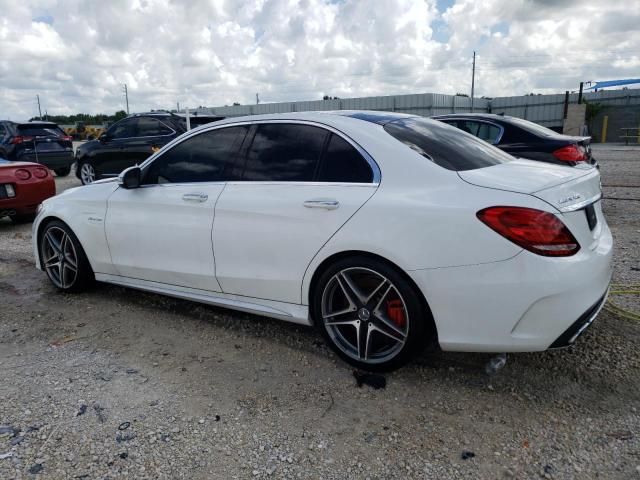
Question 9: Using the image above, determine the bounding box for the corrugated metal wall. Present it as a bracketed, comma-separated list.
[200, 88, 640, 130]
[202, 93, 491, 118]
[491, 89, 640, 127]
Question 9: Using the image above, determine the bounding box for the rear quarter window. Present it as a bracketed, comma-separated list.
[383, 117, 513, 171]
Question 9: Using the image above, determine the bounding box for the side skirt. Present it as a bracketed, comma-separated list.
[94, 273, 312, 326]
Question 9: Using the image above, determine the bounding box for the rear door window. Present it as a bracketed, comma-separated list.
[144, 126, 249, 184]
[317, 134, 373, 183]
[454, 121, 501, 144]
[384, 117, 513, 171]
[242, 124, 328, 181]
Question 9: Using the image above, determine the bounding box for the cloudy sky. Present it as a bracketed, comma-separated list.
[1, 0, 638, 119]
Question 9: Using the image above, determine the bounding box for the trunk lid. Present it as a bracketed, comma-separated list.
[458, 158, 601, 211]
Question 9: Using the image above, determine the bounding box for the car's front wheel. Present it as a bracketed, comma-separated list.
[313, 256, 433, 371]
[39, 220, 94, 292]
[79, 162, 96, 185]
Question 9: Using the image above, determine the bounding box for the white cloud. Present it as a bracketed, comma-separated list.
[0, 0, 638, 119]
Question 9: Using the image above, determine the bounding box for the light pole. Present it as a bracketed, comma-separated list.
[470, 51, 476, 112]
[123, 84, 130, 114]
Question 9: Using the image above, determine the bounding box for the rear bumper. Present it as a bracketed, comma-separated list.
[408, 220, 613, 352]
[549, 290, 608, 348]
[16, 151, 74, 169]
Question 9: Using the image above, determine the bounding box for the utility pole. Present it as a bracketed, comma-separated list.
[256, 93, 260, 105]
[36, 94, 43, 120]
[470, 51, 476, 112]
[123, 84, 130, 114]
[177, 101, 180, 112]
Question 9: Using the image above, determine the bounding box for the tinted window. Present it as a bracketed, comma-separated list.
[383, 117, 513, 171]
[507, 117, 559, 137]
[17, 124, 65, 137]
[136, 117, 173, 137]
[243, 124, 327, 181]
[454, 121, 501, 144]
[144, 126, 249, 184]
[317, 134, 373, 183]
[108, 118, 136, 139]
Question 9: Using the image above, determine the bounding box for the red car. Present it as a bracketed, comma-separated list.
[0, 159, 55, 223]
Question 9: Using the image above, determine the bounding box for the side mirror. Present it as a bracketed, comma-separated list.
[118, 166, 141, 189]
[98, 133, 111, 143]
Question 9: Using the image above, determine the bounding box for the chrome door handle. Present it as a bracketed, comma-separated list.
[303, 199, 340, 210]
[182, 193, 208, 202]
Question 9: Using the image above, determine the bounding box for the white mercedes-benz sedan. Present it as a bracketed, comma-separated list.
[32, 111, 613, 371]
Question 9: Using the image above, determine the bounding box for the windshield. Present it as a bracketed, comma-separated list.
[383, 117, 513, 171]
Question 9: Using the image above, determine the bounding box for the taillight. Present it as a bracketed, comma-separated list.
[60, 135, 73, 142]
[10, 136, 34, 144]
[553, 144, 587, 162]
[33, 167, 49, 179]
[477, 206, 580, 257]
[15, 168, 32, 180]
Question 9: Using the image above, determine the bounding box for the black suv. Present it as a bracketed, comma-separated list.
[75, 112, 223, 184]
[0, 121, 74, 176]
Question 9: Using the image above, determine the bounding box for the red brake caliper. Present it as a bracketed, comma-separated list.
[386, 299, 406, 328]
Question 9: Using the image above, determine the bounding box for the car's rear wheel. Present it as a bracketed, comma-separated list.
[312, 256, 431, 371]
[79, 162, 96, 185]
[39, 220, 94, 292]
[54, 166, 71, 177]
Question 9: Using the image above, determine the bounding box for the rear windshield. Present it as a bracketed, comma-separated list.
[383, 117, 513, 171]
[506, 117, 559, 137]
[17, 124, 65, 137]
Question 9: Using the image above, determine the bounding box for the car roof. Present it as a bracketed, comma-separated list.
[128, 112, 176, 118]
[1, 120, 60, 125]
[431, 113, 510, 121]
[207, 110, 420, 129]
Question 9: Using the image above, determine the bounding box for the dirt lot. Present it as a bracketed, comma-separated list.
[1, 149, 639, 479]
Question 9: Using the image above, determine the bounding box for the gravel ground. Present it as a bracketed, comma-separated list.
[1, 151, 639, 479]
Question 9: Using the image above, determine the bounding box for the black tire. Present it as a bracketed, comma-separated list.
[10, 213, 36, 224]
[39, 220, 94, 292]
[312, 255, 433, 372]
[54, 166, 71, 177]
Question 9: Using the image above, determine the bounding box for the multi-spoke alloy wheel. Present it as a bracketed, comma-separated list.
[40, 221, 93, 292]
[80, 162, 95, 184]
[42, 226, 78, 289]
[314, 257, 431, 371]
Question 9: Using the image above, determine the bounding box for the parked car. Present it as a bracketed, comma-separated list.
[33, 111, 611, 371]
[0, 158, 55, 223]
[432, 113, 596, 167]
[0, 121, 74, 176]
[75, 112, 224, 185]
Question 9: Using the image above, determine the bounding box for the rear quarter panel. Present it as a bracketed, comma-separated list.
[300, 136, 556, 305]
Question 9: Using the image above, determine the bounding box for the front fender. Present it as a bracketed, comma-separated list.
[32, 183, 119, 275]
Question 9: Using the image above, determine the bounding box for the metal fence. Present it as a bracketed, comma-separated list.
[200, 88, 640, 135]
[490, 89, 640, 128]
[202, 93, 490, 118]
